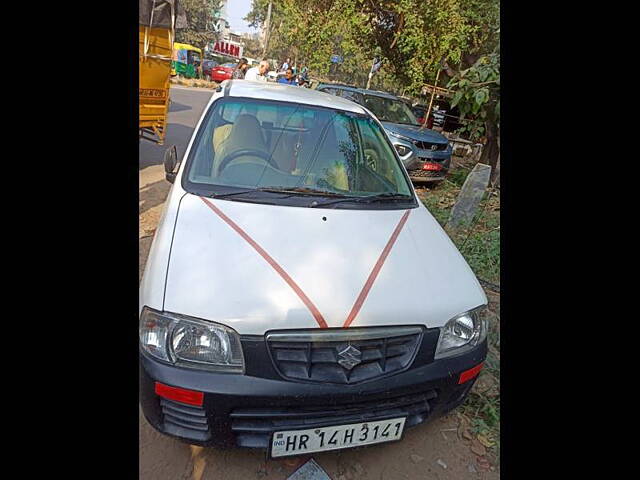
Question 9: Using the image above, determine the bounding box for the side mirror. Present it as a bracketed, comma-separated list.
[164, 145, 178, 183]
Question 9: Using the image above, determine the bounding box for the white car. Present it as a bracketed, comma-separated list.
[139, 80, 488, 457]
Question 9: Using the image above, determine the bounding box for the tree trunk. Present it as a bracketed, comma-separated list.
[492, 153, 500, 188]
[480, 115, 500, 182]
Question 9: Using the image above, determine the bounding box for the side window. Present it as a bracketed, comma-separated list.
[341, 90, 364, 106]
[320, 87, 339, 96]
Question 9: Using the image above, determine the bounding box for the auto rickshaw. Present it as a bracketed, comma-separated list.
[171, 43, 202, 79]
[139, 0, 184, 144]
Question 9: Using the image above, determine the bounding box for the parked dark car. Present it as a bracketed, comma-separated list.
[412, 102, 463, 133]
[316, 84, 453, 183]
[202, 60, 219, 81]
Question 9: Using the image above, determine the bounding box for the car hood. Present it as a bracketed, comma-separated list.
[163, 194, 486, 335]
[382, 122, 449, 145]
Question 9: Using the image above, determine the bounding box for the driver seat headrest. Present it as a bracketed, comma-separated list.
[213, 114, 267, 177]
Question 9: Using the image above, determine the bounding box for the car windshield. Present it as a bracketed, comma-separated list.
[222, 63, 236, 68]
[184, 98, 413, 205]
[363, 95, 420, 126]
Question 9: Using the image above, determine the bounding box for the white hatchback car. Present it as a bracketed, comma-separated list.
[140, 80, 488, 458]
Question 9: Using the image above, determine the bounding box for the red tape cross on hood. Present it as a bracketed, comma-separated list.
[199, 197, 411, 329]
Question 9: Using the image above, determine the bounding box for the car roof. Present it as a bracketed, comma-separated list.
[225, 80, 368, 114]
[316, 84, 401, 101]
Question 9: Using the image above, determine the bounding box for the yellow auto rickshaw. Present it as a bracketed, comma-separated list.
[171, 43, 202, 79]
[139, 0, 184, 144]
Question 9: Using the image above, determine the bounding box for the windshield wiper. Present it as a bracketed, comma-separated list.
[259, 186, 346, 197]
[207, 188, 268, 199]
[309, 192, 414, 208]
[208, 186, 346, 199]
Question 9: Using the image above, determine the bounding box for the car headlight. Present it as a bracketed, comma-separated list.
[395, 144, 411, 156]
[139, 307, 244, 373]
[434, 307, 487, 359]
[387, 131, 413, 142]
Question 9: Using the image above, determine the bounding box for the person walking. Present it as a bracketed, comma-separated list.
[245, 60, 270, 82]
[232, 58, 249, 79]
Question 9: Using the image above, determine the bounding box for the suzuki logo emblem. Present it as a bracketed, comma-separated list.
[337, 344, 362, 370]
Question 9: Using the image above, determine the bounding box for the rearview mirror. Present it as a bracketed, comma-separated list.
[164, 145, 178, 183]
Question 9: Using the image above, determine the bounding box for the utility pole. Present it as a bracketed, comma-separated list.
[261, 0, 272, 59]
[366, 57, 382, 89]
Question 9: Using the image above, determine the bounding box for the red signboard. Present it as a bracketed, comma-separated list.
[212, 41, 243, 58]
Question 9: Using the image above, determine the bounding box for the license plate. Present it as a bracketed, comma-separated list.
[422, 163, 442, 171]
[139, 88, 166, 99]
[270, 417, 406, 458]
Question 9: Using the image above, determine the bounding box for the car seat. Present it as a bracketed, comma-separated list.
[212, 114, 267, 177]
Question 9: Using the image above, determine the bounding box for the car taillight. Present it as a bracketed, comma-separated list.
[422, 162, 442, 171]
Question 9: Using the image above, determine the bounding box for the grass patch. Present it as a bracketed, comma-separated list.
[417, 175, 500, 460]
[170, 76, 219, 89]
[418, 180, 500, 285]
[447, 167, 470, 187]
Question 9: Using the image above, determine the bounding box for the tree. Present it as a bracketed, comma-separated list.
[176, 0, 223, 55]
[447, 51, 500, 176]
[244, 0, 501, 165]
[241, 33, 263, 59]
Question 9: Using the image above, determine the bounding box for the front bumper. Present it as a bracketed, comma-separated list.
[140, 338, 487, 450]
[407, 150, 452, 182]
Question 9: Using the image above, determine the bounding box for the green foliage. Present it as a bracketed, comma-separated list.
[447, 51, 500, 140]
[241, 34, 262, 58]
[447, 168, 470, 187]
[176, 0, 222, 52]
[459, 0, 500, 55]
[246, 1, 500, 95]
[459, 226, 500, 283]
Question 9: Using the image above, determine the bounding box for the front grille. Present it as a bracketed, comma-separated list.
[230, 389, 438, 448]
[414, 141, 448, 151]
[266, 327, 423, 384]
[160, 398, 212, 441]
[410, 168, 446, 178]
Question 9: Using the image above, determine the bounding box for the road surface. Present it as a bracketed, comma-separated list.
[139, 86, 213, 169]
[139, 86, 499, 480]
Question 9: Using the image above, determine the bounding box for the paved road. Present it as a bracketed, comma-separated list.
[138, 86, 499, 480]
[139, 86, 214, 169]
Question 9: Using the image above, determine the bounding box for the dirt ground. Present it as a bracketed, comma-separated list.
[139, 157, 499, 480]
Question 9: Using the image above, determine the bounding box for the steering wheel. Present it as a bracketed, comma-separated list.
[218, 148, 278, 174]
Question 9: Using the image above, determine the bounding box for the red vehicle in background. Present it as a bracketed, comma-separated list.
[210, 62, 237, 82]
[202, 60, 219, 81]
